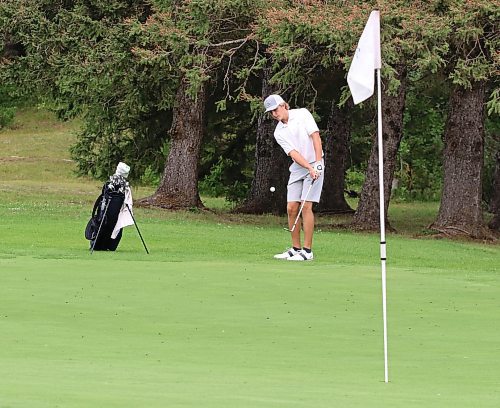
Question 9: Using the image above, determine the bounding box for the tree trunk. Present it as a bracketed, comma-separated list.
[316, 97, 354, 214]
[430, 82, 491, 238]
[138, 79, 206, 209]
[236, 67, 289, 214]
[488, 151, 500, 231]
[351, 69, 407, 230]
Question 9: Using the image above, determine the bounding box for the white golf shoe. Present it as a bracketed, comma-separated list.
[287, 250, 314, 261]
[274, 248, 300, 260]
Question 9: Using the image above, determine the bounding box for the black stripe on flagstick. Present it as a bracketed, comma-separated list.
[380, 241, 386, 244]
[381, 257, 387, 261]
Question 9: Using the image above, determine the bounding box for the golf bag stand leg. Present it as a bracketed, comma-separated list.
[90, 199, 110, 254]
[125, 204, 149, 254]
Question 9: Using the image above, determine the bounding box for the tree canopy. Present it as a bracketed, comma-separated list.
[1, 0, 499, 236]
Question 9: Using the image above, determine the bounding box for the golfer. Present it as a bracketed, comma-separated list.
[264, 94, 324, 261]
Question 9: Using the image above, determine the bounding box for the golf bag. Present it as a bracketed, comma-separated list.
[85, 175, 128, 251]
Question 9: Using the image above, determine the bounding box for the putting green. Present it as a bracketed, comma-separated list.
[1, 252, 499, 407]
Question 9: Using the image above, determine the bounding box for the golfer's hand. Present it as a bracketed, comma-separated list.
[309, 166, 319, 180]
[313, 161, 324, 178]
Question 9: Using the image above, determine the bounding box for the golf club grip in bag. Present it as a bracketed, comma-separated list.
[85, 182, 125, 251]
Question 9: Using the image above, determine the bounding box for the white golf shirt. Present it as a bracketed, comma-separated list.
[274, 108, 321, 171]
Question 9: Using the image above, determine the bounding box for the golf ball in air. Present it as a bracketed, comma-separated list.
[270, 187, 275, 192]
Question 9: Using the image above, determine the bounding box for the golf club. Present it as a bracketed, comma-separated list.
[284, 179, 315, 233]
[90, 199, 110, 254]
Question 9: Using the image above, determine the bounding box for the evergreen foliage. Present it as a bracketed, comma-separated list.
[0, 0, 498, 211]
[0, 85, 16, 128]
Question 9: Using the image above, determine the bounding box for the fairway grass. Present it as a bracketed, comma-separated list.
[1, 109, 499, 407]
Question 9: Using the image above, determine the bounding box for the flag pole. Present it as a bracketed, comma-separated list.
[346, 9, 388, 382]
[376, 67, 388, 383]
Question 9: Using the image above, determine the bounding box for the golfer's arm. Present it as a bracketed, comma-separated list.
[288, 131, 323, 170]
[289, 150, 314, 171]
[310, 131, 323, 162]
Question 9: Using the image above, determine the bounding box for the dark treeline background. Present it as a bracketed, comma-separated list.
[1, 0, 499, 238]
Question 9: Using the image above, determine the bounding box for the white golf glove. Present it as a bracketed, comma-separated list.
[313, 161, 324, 177]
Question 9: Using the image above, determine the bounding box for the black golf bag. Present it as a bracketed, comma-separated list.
[85, 175, 128, 251]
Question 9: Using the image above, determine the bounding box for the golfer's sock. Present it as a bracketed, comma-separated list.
[303, 247, 312, 253]
[293, 247, 301, 252]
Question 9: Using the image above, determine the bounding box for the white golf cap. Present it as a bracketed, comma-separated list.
[264, 94, 285, 112]
[115, 162, 130, 178]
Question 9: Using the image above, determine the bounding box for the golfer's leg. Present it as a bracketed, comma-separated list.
[287, 201, 301, 248]
[301, 202, 314, 249]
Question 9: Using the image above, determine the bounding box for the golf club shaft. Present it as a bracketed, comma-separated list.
[90, 199, 110, 254]
[289, 179, 315, 232]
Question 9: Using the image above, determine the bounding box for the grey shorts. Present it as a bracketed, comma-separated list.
[287, 165, 324, 203]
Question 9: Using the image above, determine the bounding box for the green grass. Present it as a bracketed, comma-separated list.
[1, 109, 499, 407]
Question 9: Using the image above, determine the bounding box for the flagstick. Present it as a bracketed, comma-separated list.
[346, 9, 387, 382]
[376, 67, 389, 383]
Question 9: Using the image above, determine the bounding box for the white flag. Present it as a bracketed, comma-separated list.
[347, 10, 381, 105]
